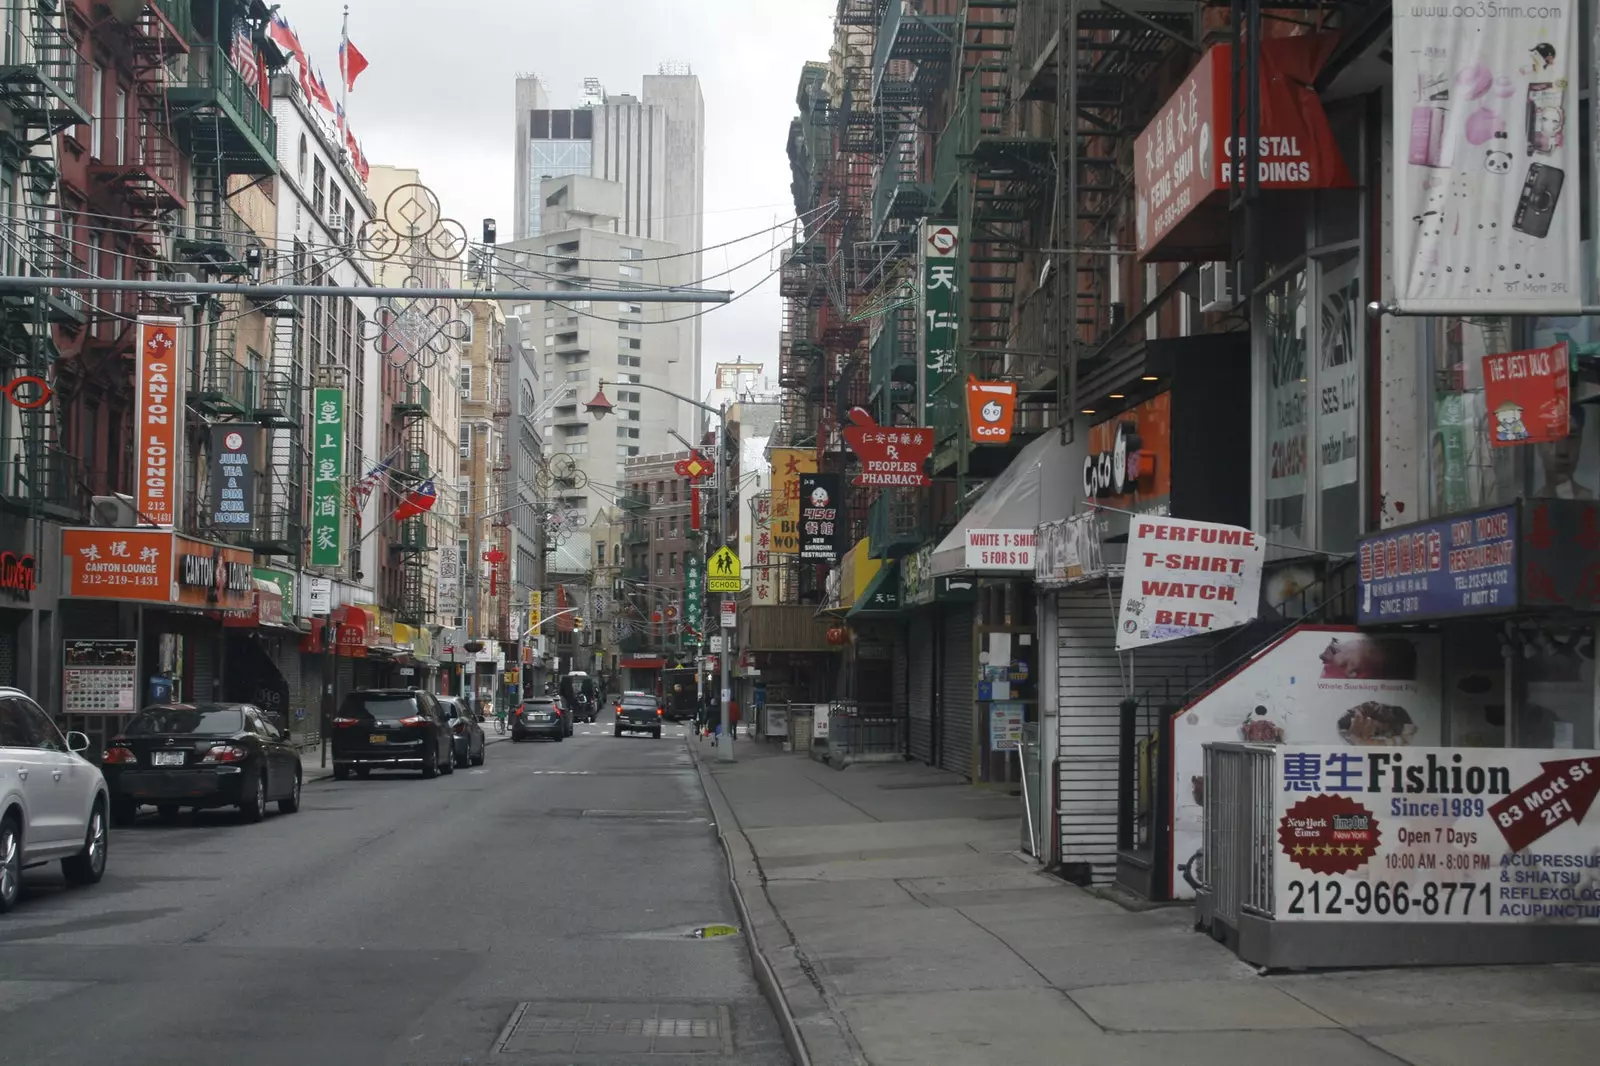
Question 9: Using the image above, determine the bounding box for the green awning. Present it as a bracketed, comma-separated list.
[846, 561, 900, 618]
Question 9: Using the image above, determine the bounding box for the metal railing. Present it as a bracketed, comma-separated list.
[0, 435, 84, 515]
[168, 44, 278, 161]
[1201, 743, 1278, 929]
[0, 4, 89, 118]
[197, 352, 257, 409]
[824, 701, 905, 758]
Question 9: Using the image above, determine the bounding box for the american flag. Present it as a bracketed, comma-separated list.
[351, 458, 392, 514]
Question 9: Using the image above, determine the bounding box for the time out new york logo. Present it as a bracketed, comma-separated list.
[1279, 794, 1383, 875]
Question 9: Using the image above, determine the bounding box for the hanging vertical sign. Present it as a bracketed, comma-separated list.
[1392, 3, 1579, 314]
[309, 388, 345, 567]
[920, 223, 959, 427]
[207, 424, 261, 531]
[798, 473, 843, 564]
[135, 317, 186, 527]
[684, 560, 703, 635]
[769, 448, 816, 554]
[527, 590, 542, 632]
[438, 539, 461, 621]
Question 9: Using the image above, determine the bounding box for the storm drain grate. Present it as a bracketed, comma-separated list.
[495, 1001, 732, 1057]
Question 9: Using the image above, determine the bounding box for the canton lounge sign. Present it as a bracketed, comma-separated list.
[180, 552, 252, 593]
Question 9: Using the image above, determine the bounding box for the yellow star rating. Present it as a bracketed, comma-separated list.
[1293, 845, 1306, 856]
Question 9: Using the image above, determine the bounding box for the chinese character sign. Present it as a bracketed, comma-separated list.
[135, 317, 186, 527]
[684, 563, 703, 632]
[769, 447, 815, 555]
[309, 388, 346, 567]
[1273, 745, 1600, 924]
[840, 411, 933, 487]
[798, 473, 842, 565]
[920, 224, 959, 427]
[1482, 343, 1569, 447]
[1356, 506, 1516, 624]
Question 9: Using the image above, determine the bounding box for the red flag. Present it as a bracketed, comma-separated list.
[392, 479, 436, 522]
[268, 13, 305, 63]
[339, 38, 369, 91]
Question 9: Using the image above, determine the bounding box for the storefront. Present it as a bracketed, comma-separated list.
[59, 528, 256, 753]
[900, 546, 938, 766]
[0, 513, 57, 699]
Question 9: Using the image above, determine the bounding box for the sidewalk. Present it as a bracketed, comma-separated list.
[692, 738, 1600, 1066]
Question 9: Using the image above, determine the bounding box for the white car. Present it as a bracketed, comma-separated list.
[0, 689, 110, 913]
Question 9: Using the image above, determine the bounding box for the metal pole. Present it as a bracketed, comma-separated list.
[0, 275, 733, 303]
[717, 399, 734, 763]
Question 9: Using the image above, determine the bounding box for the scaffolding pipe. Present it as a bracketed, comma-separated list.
[0, 276, 733, 303]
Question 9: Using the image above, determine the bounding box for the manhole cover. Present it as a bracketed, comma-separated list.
[495, 1001, 732, 1057]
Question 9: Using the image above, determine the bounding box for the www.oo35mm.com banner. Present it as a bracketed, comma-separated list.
[1393, 0, 1580, 314]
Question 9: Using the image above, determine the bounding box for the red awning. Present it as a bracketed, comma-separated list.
[298, 605, 373, 656]
[620, 657, 667, 669]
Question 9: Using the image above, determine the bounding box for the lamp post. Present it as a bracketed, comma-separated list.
[587, 380, 734, 762]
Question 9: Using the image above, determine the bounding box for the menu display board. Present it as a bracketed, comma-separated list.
[62, 639, 138, 714]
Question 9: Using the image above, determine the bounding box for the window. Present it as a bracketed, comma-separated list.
[564, 423, 587, 436]
[297, 134, 308, 181]
[618, 390, 641, 404]
[669, 515, 677, 535]
[312, 158, 326, 215]
[624, 303, 644, 315]
[618, 354, 640, 368]
[670, 480, 678, 502]
[616, 426, 640, 439]
[114, 88, 127, 165]
[620, 264, 644, 280]
[567, 441, 587, 455]
[458, 485, 470, 518]
[624, 409, 640, 422]
[88, 65, 104, 156]
[656, 553, 663, 575]
[669, 552, 677, 575]
[619, 320, 640, 332]
[655, 480, 664, 497]
[623, 247, 644, 259]
[459, 425, 472, 458]
[459, 365, 472, 400]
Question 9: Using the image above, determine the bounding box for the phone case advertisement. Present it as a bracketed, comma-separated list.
[1273, 746, 1600, 923]
[1393, 5, 1580, 313]
[1170, 627, 1443, 899]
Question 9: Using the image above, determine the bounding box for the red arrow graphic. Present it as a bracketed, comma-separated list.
[1489, 757, 1600, 853]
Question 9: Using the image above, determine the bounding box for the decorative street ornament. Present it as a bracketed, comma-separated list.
[840, 407, 932, 487]
[355, 183, 471, 381]
[0, 375, 51, 409]
[675, 453, 714, 479]
[966, 377, 1018, 444]
[826, 626, 849, 646]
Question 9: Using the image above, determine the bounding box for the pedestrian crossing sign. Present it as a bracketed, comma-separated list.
[707, 546, 742, 591]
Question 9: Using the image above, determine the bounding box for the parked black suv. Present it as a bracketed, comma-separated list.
[331, 689, 454, 779]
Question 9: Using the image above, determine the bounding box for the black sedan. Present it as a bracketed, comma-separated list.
[437, 695, 486, 768]
[331, 689, 455, 779]
[102, 703, 302, 825]
[511, 697, 565, 742]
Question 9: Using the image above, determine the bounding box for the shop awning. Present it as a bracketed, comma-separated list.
[846, 561, 900, 618]
[932, 429, 1081, 578]
[620, 657, 666, 669]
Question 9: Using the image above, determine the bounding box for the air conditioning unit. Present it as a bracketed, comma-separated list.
[327, 211, 347, 245]
[1198, 261, 1237, 314]
[91, 494, 139, 528]
[166, 272, 199, 307]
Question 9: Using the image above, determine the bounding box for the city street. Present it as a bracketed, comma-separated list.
[0, 717, 791, 1066]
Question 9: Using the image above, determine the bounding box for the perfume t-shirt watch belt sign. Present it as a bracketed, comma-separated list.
[1393, 4, 1580, 314]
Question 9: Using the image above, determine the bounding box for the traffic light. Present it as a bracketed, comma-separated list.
[573, 614, 584, 631]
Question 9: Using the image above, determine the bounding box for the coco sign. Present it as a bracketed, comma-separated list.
[1082, 421, 1143, 499]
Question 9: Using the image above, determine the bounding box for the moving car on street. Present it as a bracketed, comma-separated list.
[560, 671, 599, 722]
[615, 691, 664, 739]
[437, 696, 486, 768]
[511, 697, 565, 742]
[0, 688, 109, 913]
[331, 689, 455, 779]
[102, 703, 301, 825]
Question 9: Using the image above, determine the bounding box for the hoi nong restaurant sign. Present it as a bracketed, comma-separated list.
[1116, 516, 1263, 650]
[62, 529, 253, 611]
[1134, 38, 1353, 260]
[135, 317, 187, 526]
[1271, 746, 1600, 924]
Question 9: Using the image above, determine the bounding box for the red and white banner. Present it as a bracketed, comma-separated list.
[1483, 342, 1570, 447]
[135, 317, 186, 527]
[841, 408, 932, 487]
[1116, 515, 1263, 650]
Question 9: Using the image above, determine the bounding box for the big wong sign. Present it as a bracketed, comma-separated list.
[841, 409, 932, 487]
[1134, 39, 1352, 260]
[1392, 1, 1580, 313]
[135, 317, 186, 527]
[1272, 746, 1600, 924]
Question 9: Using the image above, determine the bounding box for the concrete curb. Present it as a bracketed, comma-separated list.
[687, 740, 866, 1066]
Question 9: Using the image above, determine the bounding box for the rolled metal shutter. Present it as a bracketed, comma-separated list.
[906, 613, 935, 765]
[190, 631, 218, 703]
[938, 604, 975, 779]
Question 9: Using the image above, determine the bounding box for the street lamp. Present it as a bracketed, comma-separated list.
[586, 379, 735, 762]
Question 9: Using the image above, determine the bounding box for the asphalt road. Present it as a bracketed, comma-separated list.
[0, 713, 791, 1066]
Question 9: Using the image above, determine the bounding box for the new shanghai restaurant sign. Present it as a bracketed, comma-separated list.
[1272, 746, 1600, 924]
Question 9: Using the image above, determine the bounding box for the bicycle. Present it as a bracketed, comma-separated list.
[495, 711, 508, 735]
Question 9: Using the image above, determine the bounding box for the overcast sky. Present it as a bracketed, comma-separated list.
[282, 0, 837, 388]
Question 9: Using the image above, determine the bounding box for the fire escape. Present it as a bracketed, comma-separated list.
[0, 1, 92, 518]
[393, 378, 431, 625]
[1016, 0, 1201, 436]
[867, 0, 958, 558]
[490, 336, 513, 640]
